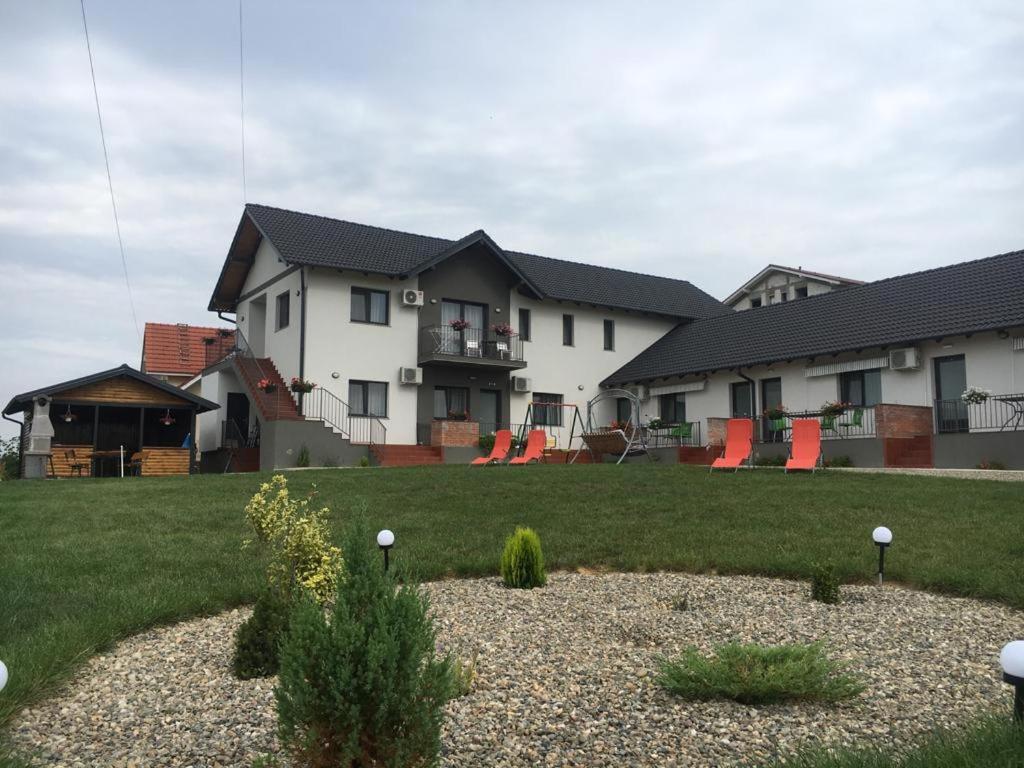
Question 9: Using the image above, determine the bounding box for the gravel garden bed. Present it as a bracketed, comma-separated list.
[10, 572, 1020, 767]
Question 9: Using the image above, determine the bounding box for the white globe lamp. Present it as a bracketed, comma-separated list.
[1001, 641, 1024, 722]
[872, 526, 892, 585]
[377, 529, 395, 572]
[0, 660, 7, 693]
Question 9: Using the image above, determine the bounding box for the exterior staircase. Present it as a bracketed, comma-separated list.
[883, 435, 933, 468]
[371, 444, 443, 467]
[233, 356, 301, 421]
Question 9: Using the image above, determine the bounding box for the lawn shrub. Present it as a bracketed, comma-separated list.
[275, 518, 451, 768]
[449, 652, 478, 699]
[810, 562, 841, 604]
[243, 474, 341, 605]
[824, 455, 854, 468]
[358, 455, 370, 468]
[755, 454, 787, 467]
[296, 445, 310, 468]
[657, 642, 864, 705]
[232, 589, 290, 679]
[976, 460, 1007, 471]
[500, 526, 547, 589]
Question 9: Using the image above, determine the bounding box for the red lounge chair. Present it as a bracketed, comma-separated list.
[509, 430, 546, 465]
[472, 429, 513, 466]
[710, 419, 753, 472]
[785, 419, 821, 473]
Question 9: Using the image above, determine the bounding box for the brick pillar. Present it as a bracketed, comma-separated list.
[430, 420, 480, 447]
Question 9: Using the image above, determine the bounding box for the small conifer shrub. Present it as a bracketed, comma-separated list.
[811, 562, 841, 605]
[232, 588, 290, 679]
[275, 519, 451, 767]
[500, 527, 547, 589]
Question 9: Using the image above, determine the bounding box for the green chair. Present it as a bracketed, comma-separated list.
[671, 422, 693, 444]
[820, 414, 837, 433]
[838, 408, 864, 433]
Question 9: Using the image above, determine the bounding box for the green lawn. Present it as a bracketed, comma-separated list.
[1, 464, 1023, 764]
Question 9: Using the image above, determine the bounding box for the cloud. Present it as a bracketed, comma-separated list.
[1, 0, 1023, 436]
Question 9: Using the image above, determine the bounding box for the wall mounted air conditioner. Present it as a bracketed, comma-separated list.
[399, 366, 423, 385]
[889, 348, 921, 371]
[626, 384, 647, 401]
[401, 289, 424, 307]
[512, 376, 532, 393]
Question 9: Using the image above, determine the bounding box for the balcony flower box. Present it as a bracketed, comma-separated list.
[448, 318, 471, 331]
[290, 377, 315, 394]
[257, 378, 277, 394]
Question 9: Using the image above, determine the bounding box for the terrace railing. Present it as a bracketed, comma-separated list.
[419, 326, 524, 363]
[758, 407, 876, 442]
[646, 422, 702, 448]
[934, 394, 1024, 434]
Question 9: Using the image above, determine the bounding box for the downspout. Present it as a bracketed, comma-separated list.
[298, 267, 308, 416]
[216, 311, 236, 324]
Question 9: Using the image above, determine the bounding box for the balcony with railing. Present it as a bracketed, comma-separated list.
[934, 394, 1024, 433]
[756, 407, 877, 442]
[418, 326, 526, 369]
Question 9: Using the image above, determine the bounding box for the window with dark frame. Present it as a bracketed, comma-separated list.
[839, 368, 882, 407]
[795, 286, 808, 298]
[348, 380, 388, 417]
[350, 287, 389, 325]
[616, 397, 631, 424]
[533, 392, 563, 426]
[659, 392, 686, 424]
[562, 314, 574, 346]
[518, 308, 531, 341]
[433, 386, 470, 419]
[603, 319, 615, 351]
[750, 297, 762, 308]
[275, 291, 290, 331]
[730, 381, 753, 418]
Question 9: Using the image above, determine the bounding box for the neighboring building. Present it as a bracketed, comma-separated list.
[724, 264, 863, 310]
[141, 322, 236, 390]
[196, 203, 1023, 471]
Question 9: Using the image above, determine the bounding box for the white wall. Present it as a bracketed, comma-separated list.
[732, 271, 840, 310]
[303, 269, 421, 444]
[197, 367, 248, 452]
[235, 239, 301, 380]
[640, 328, 1024, 444]
[510, 294, 677, 446]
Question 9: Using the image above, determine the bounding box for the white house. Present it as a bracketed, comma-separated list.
[198, 204, 1024, 470]
[724, 264, 863, 310]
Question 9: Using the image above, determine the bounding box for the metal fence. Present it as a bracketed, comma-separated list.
[303, 386, 386, 446]
[646, 422, 703, 448]
[934, 394, 1024, 433]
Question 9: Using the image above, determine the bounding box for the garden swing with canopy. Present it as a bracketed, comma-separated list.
[514, 399, 586, 463]
[569, 388, 651, 465]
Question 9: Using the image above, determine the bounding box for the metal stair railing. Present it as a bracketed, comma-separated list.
[302, 386, 387, 447]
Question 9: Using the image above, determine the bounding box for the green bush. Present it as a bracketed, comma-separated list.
[811, 562, 841, 605]
[448, 652, 478, 699]
[500, 527, 547, 589]
[976, 460, 1007, 470]
[358, 455, 370, 468]
[296, 445, 310, 468]
[755, 454, 787, 467]
[275, 519, 451, 767]
[657, 642, 864, 705]
[824, 455, 853, 468]
[0, 436, 19, 481]
[232, 589, 291, 679]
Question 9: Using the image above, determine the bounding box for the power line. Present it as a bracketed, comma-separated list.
[79, 0, 140, 343]
[239, 0, 247, 203]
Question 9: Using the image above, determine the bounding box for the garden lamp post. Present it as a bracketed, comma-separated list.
[0, 660, 7, 693]
[1001, 641, 1024, 723]
[377, 529, 395, 573]
[872, 526, 892, 585]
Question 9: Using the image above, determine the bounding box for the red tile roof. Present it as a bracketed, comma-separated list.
[141, 323, 235, 377]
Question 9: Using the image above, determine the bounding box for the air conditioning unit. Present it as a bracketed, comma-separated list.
[889, 347, 920, 371]
[399, 366, 423, 385]
[401, 289, 424, 307]
[625, 384, 647, 401]
[512, 376, 532, 393]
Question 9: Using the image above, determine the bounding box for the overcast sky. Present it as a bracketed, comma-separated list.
[1, 1, 1022, 434]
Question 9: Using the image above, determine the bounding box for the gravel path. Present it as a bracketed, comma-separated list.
[10, 573, 1020, 767]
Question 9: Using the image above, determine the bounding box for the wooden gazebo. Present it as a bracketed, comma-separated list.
[3, 364, 219, 478]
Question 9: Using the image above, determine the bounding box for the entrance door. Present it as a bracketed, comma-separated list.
[479, 389, 501, 434]
[760, 377, 783, 442]
[934, 355, 968, 432]
[226, 392, 250, 446]
[247, 296, 266, 357]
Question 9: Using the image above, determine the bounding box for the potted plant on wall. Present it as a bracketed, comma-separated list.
[820, 400, 849, 418]
[491, 322, 515, 337]
[449, 318, 471, 331]
[258, 378, 277, 394]
[447, 410, 470, 422]
[290, 377, 315, 394]
[961, 386, 991, 405]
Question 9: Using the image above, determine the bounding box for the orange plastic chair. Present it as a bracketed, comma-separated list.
[509, 429, 546, 465]
[710, 419, 753, 472]
[472, 430, 513, 466]
[785, 419, 821, 473]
